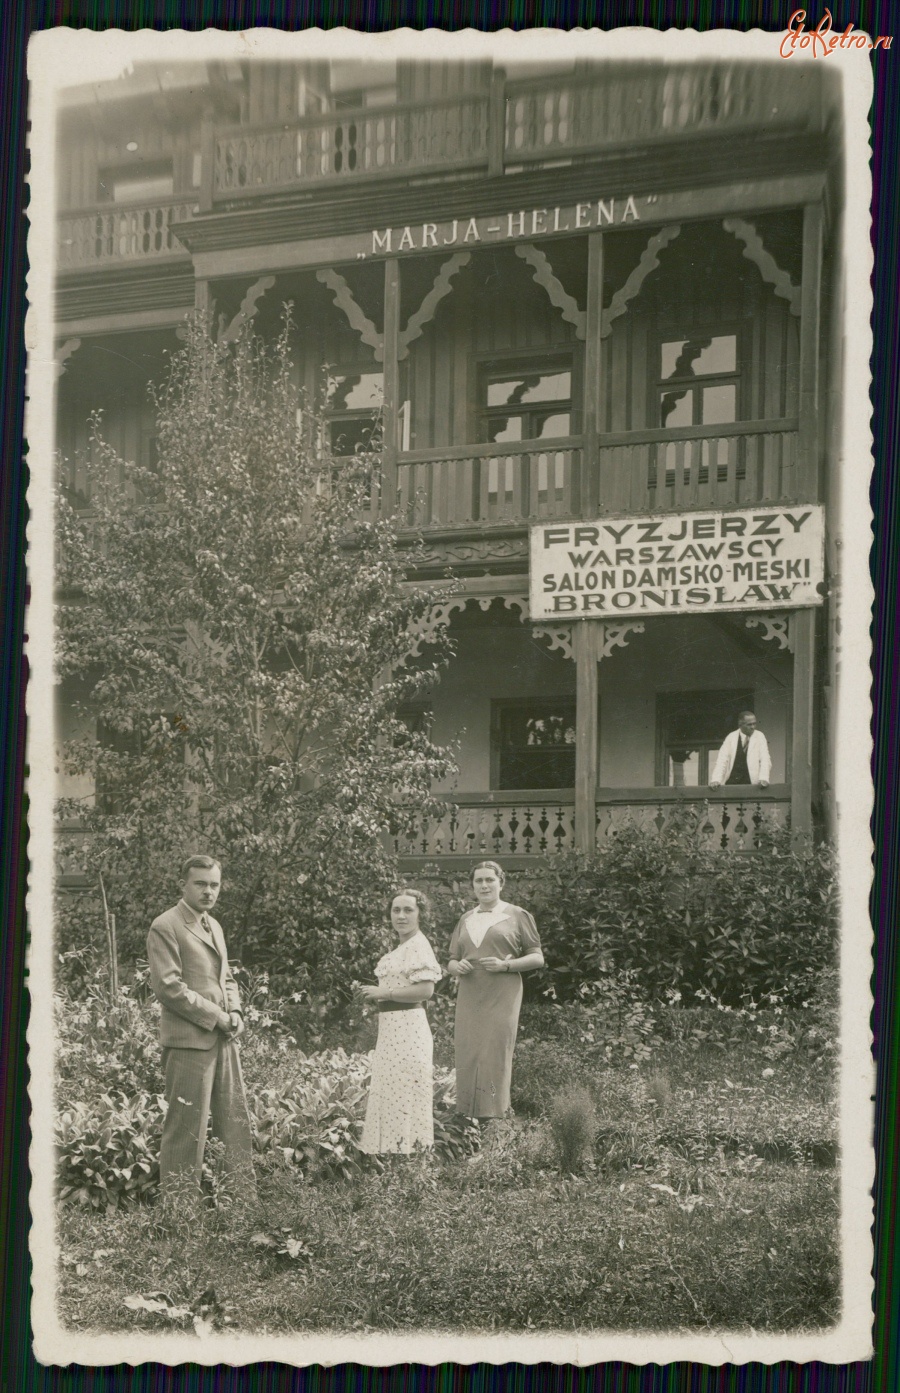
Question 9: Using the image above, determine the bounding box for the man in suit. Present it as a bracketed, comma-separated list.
[709, 710, 772, 789]
[147, 854, 255, 1197]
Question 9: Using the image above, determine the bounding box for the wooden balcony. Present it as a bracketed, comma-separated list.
[58, 198, 196, 271]
[395, 421, 804, 529]
[396, 785, 791, 868]
[209, 65, 817, 199]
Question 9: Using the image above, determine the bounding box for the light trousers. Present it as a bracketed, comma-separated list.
[159, 1035, 255, 1193]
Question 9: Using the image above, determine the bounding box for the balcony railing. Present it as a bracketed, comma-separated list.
[504, 65, 813, 164]
[215, 93, 490, 194]
[596, 418, 803, 513]
[395, 785, 790, 864]
[394, 791, 576, 862]
[397, 439, 582, 529]
[395, 421, 802, 528]
[594, 786, 790, 852]
[58, 198, 196, 270]
[209, 65, 817, 199]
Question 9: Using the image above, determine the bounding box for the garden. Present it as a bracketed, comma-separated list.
[54, 825, 841, 1337]
[52, 317, 841, 1337]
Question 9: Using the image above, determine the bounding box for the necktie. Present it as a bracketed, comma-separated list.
[200, 913, 212, 937]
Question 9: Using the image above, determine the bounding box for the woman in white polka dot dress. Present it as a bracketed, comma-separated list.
[358, 889, 443, 1155]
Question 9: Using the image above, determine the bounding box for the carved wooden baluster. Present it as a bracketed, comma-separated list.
[507, 807, 520, 855]
[522, 808, 535, 856]
[733, 801, 749, 850]
[719, 800, 732, 851]
[537, 807, 549, 854]
[699, 799, 717, 851]
[448, 806, 460, 855]
[491, 807, 505, 858]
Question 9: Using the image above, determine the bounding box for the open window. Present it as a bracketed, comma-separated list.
[491, 698, 577, 791]
[656, 689, 753, 787]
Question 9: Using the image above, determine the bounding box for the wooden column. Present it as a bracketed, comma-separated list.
[194, 277, 213, 324]
[582, 232, 604, 518]
[487, 68, 506, 177]
[382, 257, 401, 515]
[790, 607, 816, 838]
[574, 621, 600, 852]
[798, 203, 823, 500]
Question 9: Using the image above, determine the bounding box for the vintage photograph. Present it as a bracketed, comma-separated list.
[26, 27, 874, 1365]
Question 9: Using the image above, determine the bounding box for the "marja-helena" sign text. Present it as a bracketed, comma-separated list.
[368, 196, 642, 256]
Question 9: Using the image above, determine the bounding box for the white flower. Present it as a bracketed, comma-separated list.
[762, 1068, 775, 1079]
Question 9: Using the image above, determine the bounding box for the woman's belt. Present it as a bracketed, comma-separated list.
[377, 999, 425, 1013]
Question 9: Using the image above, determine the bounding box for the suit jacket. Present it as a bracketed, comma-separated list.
[710, 728, 772, 786]
[147, 900, 243, 1049]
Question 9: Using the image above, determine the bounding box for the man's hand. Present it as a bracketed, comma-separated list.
[709, 781, 721, 790]
[759, 780, 769, 788]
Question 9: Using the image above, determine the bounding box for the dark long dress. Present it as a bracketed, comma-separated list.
[449, 904, 542, 1118]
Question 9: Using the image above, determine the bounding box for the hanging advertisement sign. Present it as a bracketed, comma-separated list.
[529, 505, 825, 620]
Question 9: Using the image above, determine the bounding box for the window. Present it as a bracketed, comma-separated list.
[655, 333, 742, 485]
[478, 355, 573, 445]
[492, 699, 576, 790]
[325, 370, 383, 455]
[98, 161, 174, 204]
[656, 689, 753, 787]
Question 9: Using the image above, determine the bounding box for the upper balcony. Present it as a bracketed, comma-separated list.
[56, 63, 824, 272]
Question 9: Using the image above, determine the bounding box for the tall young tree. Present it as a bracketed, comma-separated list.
[56, 313, 456, 1000]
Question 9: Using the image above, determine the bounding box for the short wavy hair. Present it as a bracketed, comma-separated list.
[469, 860, 506, 887]
[181, 854, 220, 880]
[388, 886, 432, 930]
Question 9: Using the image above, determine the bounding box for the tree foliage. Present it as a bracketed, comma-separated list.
[56, 312, 456, 997]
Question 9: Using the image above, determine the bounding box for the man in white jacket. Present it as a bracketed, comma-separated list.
[709, 711, 771, 788]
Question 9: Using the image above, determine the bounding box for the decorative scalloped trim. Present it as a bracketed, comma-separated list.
[600, 225, 682, 339]
[219, 275, 276, 346]
[599, 621, 645, 659]
[398, 252, 471, 361]
[55, 338, 81, 379]
[722, 218, 802, 316]
[533, 625, 575, 661]
[745, 615, 794, 651]
[315, 268, 384, 362]
[514, 244, 586, 340]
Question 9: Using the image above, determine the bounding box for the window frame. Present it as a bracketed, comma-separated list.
[473, 347, 580, 447]
[322, 366, 385, 458]
[490, 695, 580, 793]
[652, 325, 746, 486]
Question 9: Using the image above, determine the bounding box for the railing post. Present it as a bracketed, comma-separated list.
[488, 68, 506, 177]
[790, 607, 816, 839]
[199, 112, 216, 213]
[798, 202, 823, 500]
[382, 257, 401, 515]
[574, 621, 600, 852]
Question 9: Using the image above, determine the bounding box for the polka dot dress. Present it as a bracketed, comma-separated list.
[359, 931, 442, 1155]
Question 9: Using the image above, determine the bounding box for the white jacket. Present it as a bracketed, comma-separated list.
[710, 728, 772, 786]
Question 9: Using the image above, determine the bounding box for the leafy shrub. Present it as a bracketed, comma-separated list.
[55, 979, 162, 1108]
[525, 820, 837, 1005]
[548, 1086, 598, 1174]
[57, 1092, 163, 1208]
[53, 986, 481, 1207]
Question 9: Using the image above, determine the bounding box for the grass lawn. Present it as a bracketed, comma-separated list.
[56, 1028, 839, 1336]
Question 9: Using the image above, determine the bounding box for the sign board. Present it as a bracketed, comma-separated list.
[529, 505, 825, 620]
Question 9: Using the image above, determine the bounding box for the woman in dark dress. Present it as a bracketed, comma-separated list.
[447, 861, 544, 1119]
